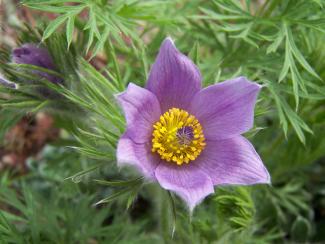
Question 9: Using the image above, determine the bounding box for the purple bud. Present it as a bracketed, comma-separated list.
[12, 44, 62, 84]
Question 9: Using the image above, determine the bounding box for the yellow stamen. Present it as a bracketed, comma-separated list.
[151, 108, 206, 165]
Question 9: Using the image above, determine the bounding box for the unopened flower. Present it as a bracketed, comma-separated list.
[12, 44, 62, 84]
[117, 38, 270, 211]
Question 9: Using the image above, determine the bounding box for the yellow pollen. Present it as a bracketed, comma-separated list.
[151, 108, 206, 165]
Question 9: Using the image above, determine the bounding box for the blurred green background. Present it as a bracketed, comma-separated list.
[0, 0, 324, 243]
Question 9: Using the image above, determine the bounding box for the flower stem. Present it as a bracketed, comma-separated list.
[157, 186, 173, 242]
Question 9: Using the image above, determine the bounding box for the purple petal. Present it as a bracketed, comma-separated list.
[146, 38, 201, 112]
[0, 76, 16, 89]
[117, 83, 161, 143]
[195, 136, 270, 185]
[154, 163, 214, 211]
[12, 44, 62, 83]
[189, 77, 261, 140]
[117, 135, 160, 180]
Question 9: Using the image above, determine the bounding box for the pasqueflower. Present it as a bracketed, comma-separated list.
[12, 44, 62, 84]
[117, 38, 270, 210]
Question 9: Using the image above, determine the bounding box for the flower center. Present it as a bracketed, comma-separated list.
[151, 108, 206, 165]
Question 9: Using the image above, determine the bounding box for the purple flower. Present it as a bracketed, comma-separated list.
[117, 38, 270, 211]
[12, 44, 62, 84]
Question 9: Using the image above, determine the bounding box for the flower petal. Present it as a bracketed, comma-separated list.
[146, 38, 201, 112]
[117, 83, 161, 143]
[189, 77, 261, 140]
[196, 136, 270, 185]
[0, 76, 16, 89]
[154, 163, 214, 211]
[117, 135, 160, 180]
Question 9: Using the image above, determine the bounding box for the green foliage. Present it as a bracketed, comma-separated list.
[215, 187, 255, 230]
[191, 0, 325, 142]
[22, 0, 176, 56]
[0, 146, 161, 243]
[94, 177, 143, 206]
[291, 216, 312, 242]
